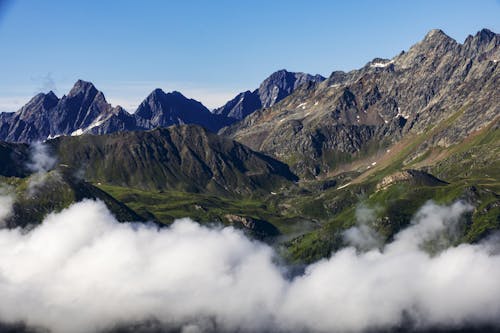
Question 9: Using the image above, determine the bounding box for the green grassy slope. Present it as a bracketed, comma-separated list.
[283, 118, 500, 263]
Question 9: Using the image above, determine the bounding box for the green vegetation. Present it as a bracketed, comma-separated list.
[0, 112, 497, 266]
[97, 184, 307, 235]
[283, 121, 500, 263]
[1, 171, 142, 227]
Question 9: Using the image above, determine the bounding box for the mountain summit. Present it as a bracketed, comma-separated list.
[222, 28, 499, 177]
[214, 69, 325, 122]
[0, 82, 231, 142]
[0, 70, 324, 142]
[134, 89, 230, 132]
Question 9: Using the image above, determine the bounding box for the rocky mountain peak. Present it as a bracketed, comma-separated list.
[464, 28, 497, 46]
[263, 69, 290, 81]
[42, 91, 60, 110]
[419, 29, 457, 50]
[475, 28, 496, 43]
[149, 88, 166, 99]
[18, 91, 59, 119]
[462, 28, 499, 58]
[143, 89, 192, 105]
[170, 90, 185, 97]
[27, 91, 59, 107]
[45, 90, 59, 101]
[213, 90, 262, 120]
[214, 69, 325, 122]
[423, 29, 450, 41]
[394, 28, 460, 68]
[68, 80, 97, 97]
[258, 69, 325, 108]
[134, 88, 228, 132]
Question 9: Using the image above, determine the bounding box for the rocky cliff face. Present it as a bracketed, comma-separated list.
[214, 70, 325, 122]
[213, 90, 262, 121]
[222, 29, 499, 177]
[0, 91, 60, 142]
[257, 70, 326, 108]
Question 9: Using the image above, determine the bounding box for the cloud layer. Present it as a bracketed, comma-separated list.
[0, 199, 499, 333]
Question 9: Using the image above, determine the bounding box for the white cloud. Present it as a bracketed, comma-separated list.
[0, 200, 499, 333]
[25, 142, 58, 196]
[27, 142, 57, 173]
[0, 187, 14, 227]
[343, 204, 383, 250]
[31, 73, 58, 95]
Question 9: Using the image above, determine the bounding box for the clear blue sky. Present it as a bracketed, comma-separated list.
[0, 0, 498, 111]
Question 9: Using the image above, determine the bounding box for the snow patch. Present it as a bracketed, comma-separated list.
[71, 129, 84, 136]
[297, 102, 307, 109]
[370, 60, 394, 68]
[395, 107, 410, 119]
[337, 182, 351, 190]
[46, 134, 61, 140]
[70, 115, 112, 137]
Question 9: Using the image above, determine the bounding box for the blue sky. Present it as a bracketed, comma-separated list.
[0, 0, 498, 111]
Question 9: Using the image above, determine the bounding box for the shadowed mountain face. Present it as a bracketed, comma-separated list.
[0, 142, 30, 177]
[221, 29, 499, 177]
[213, 69, 325, 122]
[134, 89, 231, 132]
[0, 124, 297, 198]
[45, 125, 297, 195]
[0, 82, 231, 143]
[0, 80, 139, 142]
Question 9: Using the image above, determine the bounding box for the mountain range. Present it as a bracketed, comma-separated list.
[222, 28, 499, 177]
[213, 70, 325, 120]
[0, 28, 498, 263]
[0, 70, 323, 143]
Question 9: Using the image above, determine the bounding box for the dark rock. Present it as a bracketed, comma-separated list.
[224, 213, 280, 236]
[135, 89, 231, 132]
[214, 69, 325, 122]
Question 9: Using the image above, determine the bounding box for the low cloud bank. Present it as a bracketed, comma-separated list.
[0, 200, 499, 333]
[25, 142, 58, 195]
[0, 187, 14, 227]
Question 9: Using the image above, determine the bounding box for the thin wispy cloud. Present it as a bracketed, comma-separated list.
[31, 72, 58, 94]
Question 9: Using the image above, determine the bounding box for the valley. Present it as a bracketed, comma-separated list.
[0, 29, 498, 267]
